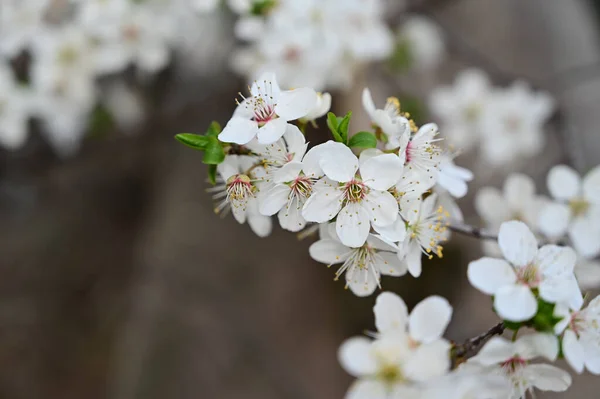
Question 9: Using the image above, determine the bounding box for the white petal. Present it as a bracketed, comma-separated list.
[275, 87, 317, 121]
[218, 117, 258, 144]
[498, 221, 538, 268]
[547, 165, 581, 201]
[376, 252, 407, 276]
[319, 142, 359, 182]
[563, 330, 585, 373]
[273, 161, 303, 183]
[277, 196, 306, 232]
[409, 296, 452, 343]
[374, 291, 408, 334]
[536, 245, 576, 276]
[472, 337, 515, 365]
[504, 173, 536, 210]
[516, 333, 559, 361]
[257, 118, 288, 144]
[467, 257, 516, 295]
[300, 142, 328, 178]
[309, 239, 350, 264]
[302, 180, 344, 223]
[361, 88, 377, 119]
[338, 337, 377, 377]
[361, 154, 404, 191]
[538, 202, 571, 239]
[259, 184, 290, 216]
[522, 364, 572, 392]
[404, 339, 451, 382]
[345, 379, 387, 399]
[583, 165, 600, 204]
[363, 190, 398, 227]
[494, 284, 537, 322]
[404, 242, 423, 277]
[582, 339, 600, 374]
[247, 214, 272, 237]
[569, 217, 600, 259]
[372, 218, 407, 243]
[539, 276, 582, 308]
[251, 72, 281, 98]
[346, 264, 379, 297]
[282, 123, 307, 160]
[337, 203, 371, 247]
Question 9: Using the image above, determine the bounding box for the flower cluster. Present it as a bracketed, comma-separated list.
[0, 0, 226, 153]
[180, 72, 469, 296]
[475, 166, 600, 290]
[429, 69, 555, 165]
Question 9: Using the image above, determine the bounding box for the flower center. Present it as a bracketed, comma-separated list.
[569, 198, 590, 217]
[289, 176, 313, 198]
[516, 264, 540, 287]
[501, 357, 527, 374]
[504, 115, 522, 132]
[463, 103, 480, 122]
[377, 364, 403, 384]
[58, 46, 78, 65]
[226, 174, 254, 203]
[342, 180, 368, 203]
[122, 25, 140, 42]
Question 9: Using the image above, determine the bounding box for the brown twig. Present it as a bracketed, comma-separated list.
[452, 322, 505, 362]
[448, 222, 497, 241]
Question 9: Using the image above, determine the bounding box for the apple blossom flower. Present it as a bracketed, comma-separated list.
[554, 295, 600, 374]
[209, 154, 272, 237]
[468, 333, 571, 399]
[468, 221, 583, 322]
[338, 292, 452, 397]
[300, 92, 331, 123]
[362, 88, 411, 148]
[0, 61, 30, 149]
[0, 0, 47, 57]
[575, 256, 600, 291]
[397, 123, 443, 184]
[218, 72, 317, 145]
[429, 68, 490, 150]
[437, 154, 473, 199]
[309, 228, 407, 296]
[301, 141, 404, 247]
[538, 164, 600, 258]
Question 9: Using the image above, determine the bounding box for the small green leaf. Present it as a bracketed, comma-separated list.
[175, 133, 210, 150]
[338, 111, 352, 143]
[207, 164, 218, 185]
[250, 0, 277, 16]
[502, 320, 522, 331]
[206, 121, 221, 137]
[203, 137, 225, 165]
[348, 131, 377, 149]
[326, 112, 343, 143]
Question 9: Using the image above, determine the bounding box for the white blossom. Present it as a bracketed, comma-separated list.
[468, 221, 582, 322]
[0, 61, 30, 149]
[397, 16, 445, 70]
[362, 88, 411, 148]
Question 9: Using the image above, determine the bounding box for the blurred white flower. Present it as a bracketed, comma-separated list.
[0, 62, 31, 149]
[468, 333, 571, 399]
[479, 82, 554, 165]
[437, 155, 473, 199]
[575, 256, 600, 290]
[538, 164, 600, 258]
[300, 92, 331, 122]
[398, 16, 445, 70]
[362, 88, 411, 148]
[219, 72, 316, 144]
[468, 221, 582, 322]
[0, 0, 47, 57]
[429, 69, 490, 150]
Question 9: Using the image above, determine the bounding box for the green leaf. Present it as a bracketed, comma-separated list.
[348, 131, 377, 149]
[207, 164, 218, 185]
[502, 320, 522, 331]
[175, 133, 210, 150]
[531, 299, 563, 332]
[326, 112, 343, 143]
[250, 0, 276, 16]
[338, 111, 352, 143]
[206, 121, 221, 137]
[203, 137, 225, 165]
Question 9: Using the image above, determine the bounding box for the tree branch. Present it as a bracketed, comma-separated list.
[448, 222, 497, 241]
[452, 322, 505, 362]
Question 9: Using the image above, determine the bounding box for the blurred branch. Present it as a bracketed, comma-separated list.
[452, 322, 505, 362]
[448, 222, 497, 241]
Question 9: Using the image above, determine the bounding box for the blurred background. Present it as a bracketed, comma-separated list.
[1, 0, 600, 398]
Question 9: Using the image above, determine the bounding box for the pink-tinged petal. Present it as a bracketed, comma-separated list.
[363, 190, 398, 227]
[547, 165, 581, 201]
[275, 87, 317, 121]
[467, 257, 517, 295]
[374, 291, 408, 334]
[409, 296, 452, 343]
[301, 179, 343, 223]
[256, 118, 287, 144]
[494, 284, 537, 322]
[361, 154, 404, 191]
[273, 161, 303, 183]
[338, 337, 378, 377]
[259, 184, 290, 216]
[583, 165, 600, 204]
[522, 364, 572, 392]
[309, 239, 350, 264]
[319, 142, 359, 182]
[498, 221, 538, 267]
[218, 117, 259, 144]
[336, 202, 370, 247]
[563, 330, 585, 373]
